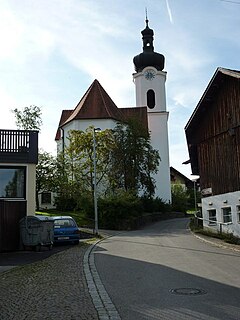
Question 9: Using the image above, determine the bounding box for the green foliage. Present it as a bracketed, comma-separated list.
[66, 127, 113, 195]
[189, 217, 240, 245]
[171, 183, 189, 213]
[75, 192, 94, 219]
[12, 105, 42, 131]
[54, 196, 77, 211]
[98, 192, 143, 229]
[140, 196, 171, 213]
[36, 150, 56, 210]
[53, 121, 160, 214]
[109, 120, 160, 197]
[53, 151, 78, 211]
[171, 182, 201, 213]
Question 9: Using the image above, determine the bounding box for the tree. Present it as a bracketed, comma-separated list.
[66, 127, 114, 195]
[36, 150, 56, 210]
[54, 121, 160, 211]
[12, 105, 42, 131]
[171, 183, 189, 213]
[109, 120, 160, 197]
[54, 127, 114, 211]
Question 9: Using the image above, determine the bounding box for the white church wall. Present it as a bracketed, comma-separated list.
[148, 112, 171, 202]
[59, 119, 117, 151]
[133, 67, 167, 112]
[133, 66, 171, 202]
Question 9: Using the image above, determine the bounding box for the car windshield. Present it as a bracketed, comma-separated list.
[54, 219, 76, 228]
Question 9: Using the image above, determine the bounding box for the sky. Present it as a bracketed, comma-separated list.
[0, 0, 239, 179]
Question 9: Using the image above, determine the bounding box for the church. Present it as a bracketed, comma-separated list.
[55, 18, 171, 203]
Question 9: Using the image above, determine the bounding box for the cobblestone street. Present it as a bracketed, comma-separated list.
[0, 244, 98, 320]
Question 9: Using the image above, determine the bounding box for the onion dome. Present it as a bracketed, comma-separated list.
[133, 18, 165, 72]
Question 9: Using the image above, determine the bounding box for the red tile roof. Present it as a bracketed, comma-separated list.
[55, 110, 73, 140]
[120, 107, 148, 131]
[55, 79, 148, 140]
[62, 79, 124, 125]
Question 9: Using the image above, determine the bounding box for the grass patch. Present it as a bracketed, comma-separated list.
[35, 209, 93, 228]
[189, 217, 240, 245]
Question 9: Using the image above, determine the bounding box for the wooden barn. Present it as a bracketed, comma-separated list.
[185, 68, 240, 237]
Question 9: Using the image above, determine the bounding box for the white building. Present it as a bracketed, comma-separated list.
[54, 19, 171, 202]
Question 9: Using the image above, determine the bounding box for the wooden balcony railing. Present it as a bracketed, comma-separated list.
[0, 129, 38, 164]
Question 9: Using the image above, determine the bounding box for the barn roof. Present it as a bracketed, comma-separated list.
[185, 68, 240, 133]
[185, 67, 240, 175]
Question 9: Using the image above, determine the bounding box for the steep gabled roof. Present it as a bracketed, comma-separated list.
[170, 166, 194, 188]
[185, 67, 240, 175]
[185, 68, 240, 132]
[62, 79, 124, 126]
[55, 80, 149, 141]
[55, 110, 73, 140]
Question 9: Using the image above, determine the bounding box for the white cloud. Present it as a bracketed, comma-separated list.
[165, 0, 173, 24]
[0, 0, 239, 176]
[0, 88, 17, 129]
[0, 6, 24, 61]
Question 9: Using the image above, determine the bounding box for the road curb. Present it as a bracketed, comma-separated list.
[190, 229, 240, 253]
[83, 236, 121, 320]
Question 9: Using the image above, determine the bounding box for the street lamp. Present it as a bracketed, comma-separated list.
[93, 127, 101, 235]
[193, 179, 198, 214]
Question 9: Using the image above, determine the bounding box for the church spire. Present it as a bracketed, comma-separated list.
[133, 16, 165, 72]
[142, 10, 154, 52]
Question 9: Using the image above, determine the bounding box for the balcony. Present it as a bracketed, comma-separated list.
[0, 129, 38, 164]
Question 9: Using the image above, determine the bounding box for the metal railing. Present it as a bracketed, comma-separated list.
[194, 213, 232, 234]
[0, 129, 38, 164]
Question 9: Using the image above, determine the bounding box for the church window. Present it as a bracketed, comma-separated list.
[147, 90, 155, 109]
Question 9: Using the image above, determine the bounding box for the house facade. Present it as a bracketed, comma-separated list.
[170, 166, 194, 191]
[54, 19, 171, 202]
[0, 129, 38, 251]
[185, 68, 240, 237]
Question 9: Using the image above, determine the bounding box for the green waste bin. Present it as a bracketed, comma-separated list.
[20, 215, 54, 251]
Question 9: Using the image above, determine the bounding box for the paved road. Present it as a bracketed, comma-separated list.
[94, 218, 240, 320]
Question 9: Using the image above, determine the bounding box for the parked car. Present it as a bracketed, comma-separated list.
[51, 216, 81, 244]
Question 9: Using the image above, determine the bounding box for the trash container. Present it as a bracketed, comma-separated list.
[20, 215, 54, 251]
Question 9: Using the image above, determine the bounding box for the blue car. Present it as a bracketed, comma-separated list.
[52, 216, 81, 244]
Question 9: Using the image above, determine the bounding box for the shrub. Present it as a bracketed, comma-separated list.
[98, 192, 143, 229]
[54, 195, 77, 211]
[171, 184, 188, 213]
[140, 196, 171, 213]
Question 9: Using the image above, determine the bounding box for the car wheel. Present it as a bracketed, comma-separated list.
[74, 240, 79, 245]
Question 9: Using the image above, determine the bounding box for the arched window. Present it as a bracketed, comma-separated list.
[147, 89, 155, 109]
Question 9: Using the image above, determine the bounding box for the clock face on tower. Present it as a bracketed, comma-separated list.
[144, 69, 156, 80]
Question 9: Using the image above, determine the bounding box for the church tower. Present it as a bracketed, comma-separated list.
[133, 18, 171, 202]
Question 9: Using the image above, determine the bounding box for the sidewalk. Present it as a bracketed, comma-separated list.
[192, 231, 240, 252]
[0, 243, 98, 320]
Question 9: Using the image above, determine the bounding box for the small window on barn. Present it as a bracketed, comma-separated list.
[208, 209, 217, 225]
[147, 90, 155, 109]
[237, 205, 240, 223]
[0, 166, 26, 198]
[41, 192, 51, 204]
[222, 207, 232, 223]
